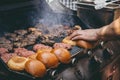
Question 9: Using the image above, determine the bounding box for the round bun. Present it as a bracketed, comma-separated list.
[28, 54, 37, 60]
[76, 40, 95, 49]
[37, 48, 52, 54]
[25, 59, 46, 77]
[62, 37, 76, 46]
[36, 52, 59, 68]
[7, 56, 28, 71]
[52, 48, 71, 64]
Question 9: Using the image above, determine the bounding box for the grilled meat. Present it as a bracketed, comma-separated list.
[16, 50, 35, 58]
[0, 48, 8, 56]
[14, 48, 35, 57]
[34, 24, 73, 45]
[28, 27, 38, 32]
[0, 24, 74, 60]
[3, 29, 40, 48]
[33, 31, 42, 37]
[21, 40, 29, 47]
[26, 33, 38, 42]
[1, 53, 17, 63]
[28, 27, 42, 36]
[14, 48, 28, 53]
[38, 35, 55, 46]
[35, 24, 70, 37]
[4, 33, 17, 40]
[53, 43, 72, 50]
[0, 47, 35, 63]
[0, 44, 13, 51]
[14, 41, 28, 48]
[1, 24, 73, 49]
[13, 42, 21, 48]
[14, 30, 28, 35]
[33, 44, 52, 51]
[0, 37, 11, 44]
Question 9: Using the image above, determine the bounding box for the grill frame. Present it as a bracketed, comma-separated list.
[0, 6, 89, 79]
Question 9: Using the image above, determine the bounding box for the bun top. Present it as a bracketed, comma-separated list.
[52, 48, 71, 64]
[25, 59, 46, 77]
[62, 37, 76, 46]
[36, 52, 59, 68]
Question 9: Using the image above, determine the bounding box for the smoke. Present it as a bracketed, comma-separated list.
[35, 0, 80, 27]
[0, 0, 85, 33]
[37, 12, 80, 27]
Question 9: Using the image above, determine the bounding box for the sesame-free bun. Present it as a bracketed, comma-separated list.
[25, 59, 46, 77]
[28, 53, 37, 60]
[76, 40, 95, 49]
[36, 52, 59, 68]
[62, 37, 76, 46]
[7, 56, 28, 71]
[52, 48, 71, 64]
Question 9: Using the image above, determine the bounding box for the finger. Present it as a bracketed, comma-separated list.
[69, 30, 80, 39]
[72, 35, 98, 41]
[71, 35, 84, 40]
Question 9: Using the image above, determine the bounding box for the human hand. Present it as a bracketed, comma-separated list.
[69, 29, 100, 42]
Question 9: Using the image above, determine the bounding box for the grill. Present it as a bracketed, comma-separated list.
[0, 0, 88, 80]
[0, 0, 120, 80]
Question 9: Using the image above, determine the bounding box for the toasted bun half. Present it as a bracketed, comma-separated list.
[7, 56, 29, 71]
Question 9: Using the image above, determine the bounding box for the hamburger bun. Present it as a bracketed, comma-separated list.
[36, 52, 59, 68]
[62, 37, 76, 46]
[37, 48, 52, 54]
[7, 56, 29, 71]
[76, 40, 96, 49]
[28, 53, 37, 60]
[52, 48, 71, 64]
[25, 59, 46, 77]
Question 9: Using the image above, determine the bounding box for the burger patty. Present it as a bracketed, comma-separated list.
[14, 48, 35, 57]
[0, 48, 8, 56]
[53, 43, 72, 50]
[33, 44, 52, 51]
